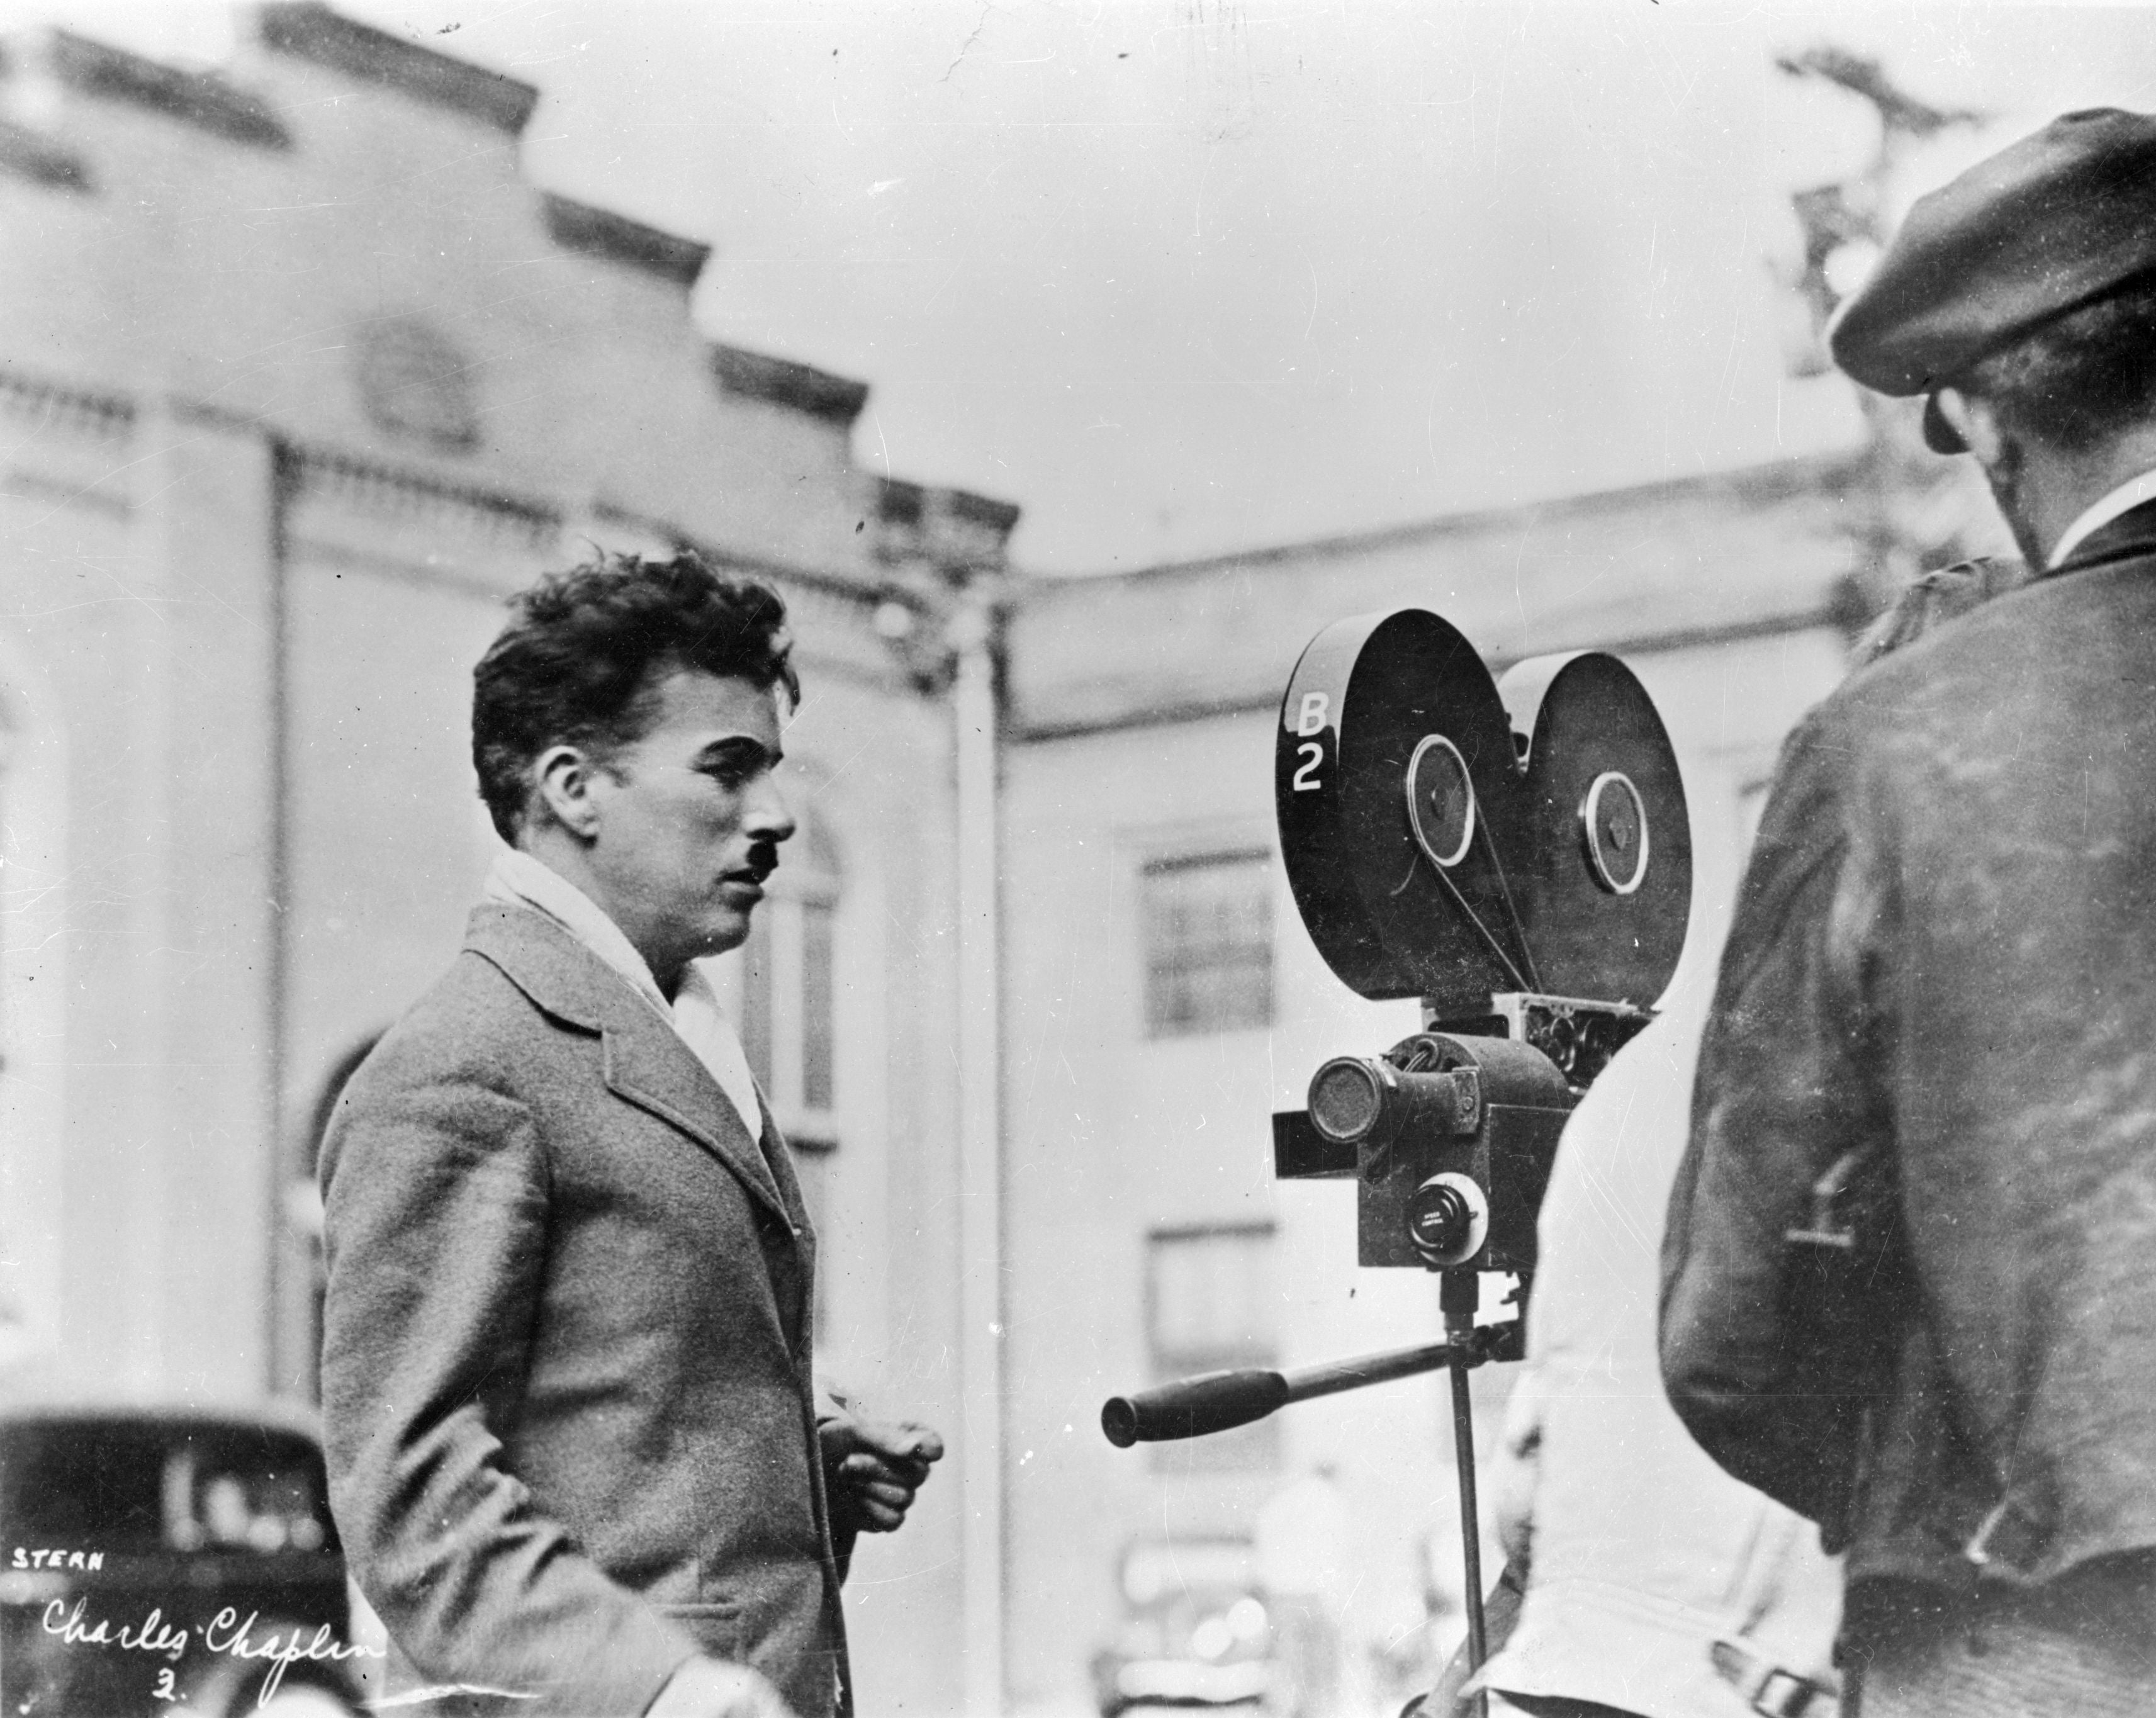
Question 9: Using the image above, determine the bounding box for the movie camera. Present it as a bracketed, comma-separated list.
[1101, 607, 1692, 1705]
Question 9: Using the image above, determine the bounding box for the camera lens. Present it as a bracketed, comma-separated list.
[1307, 1053, 1481, 1147]
[1308, 1058, 1386, 1143]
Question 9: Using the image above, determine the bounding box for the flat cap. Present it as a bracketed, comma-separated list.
[1829, 107, 2156, 445]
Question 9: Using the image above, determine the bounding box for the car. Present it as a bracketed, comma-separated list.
[1089, 1536, 1276, 1717]
[0, 1403, 367, 1716]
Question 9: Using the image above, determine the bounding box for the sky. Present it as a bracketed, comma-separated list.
[13, 1, 2156, 571]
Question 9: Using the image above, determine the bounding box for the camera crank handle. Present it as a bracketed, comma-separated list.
[1100, 1339, 1465, 1447]
[1100, 1368, 1289, 1447]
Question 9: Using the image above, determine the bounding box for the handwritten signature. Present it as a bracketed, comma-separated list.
[43, 1597, 385, 1709]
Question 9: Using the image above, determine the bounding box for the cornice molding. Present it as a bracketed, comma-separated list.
[1052, 451, 1870, 590]
[50, 28, 289, 150]
[257, 2, 539, 136]
[0, 366, 137, 439]
[542, 193, 710, 289]
[0, 116, 90, 191]
[711, 344, 870, 428]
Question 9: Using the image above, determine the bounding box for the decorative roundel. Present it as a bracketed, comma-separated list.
[1580, 770, 1649, 895]
[1405, 735, 1476, 869]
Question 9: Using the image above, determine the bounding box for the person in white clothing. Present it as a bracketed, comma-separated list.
[1471, 974, 1841, 1718]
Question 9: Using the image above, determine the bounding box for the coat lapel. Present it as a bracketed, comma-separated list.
[2056, 495, 2156, 576]
[600, 1011, 790, 1222]
[463, 903, 792, 1227]
[758, 1109, 817, 1301]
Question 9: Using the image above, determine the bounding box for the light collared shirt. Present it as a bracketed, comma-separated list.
[2047, 464, 2156, 570]
[483, 847, 766, 1142]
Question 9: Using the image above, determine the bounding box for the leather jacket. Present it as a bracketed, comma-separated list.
[1662, 500, 2156, 1599]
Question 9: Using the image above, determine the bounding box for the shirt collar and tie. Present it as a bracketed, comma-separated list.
[482, 846, 768, 1143]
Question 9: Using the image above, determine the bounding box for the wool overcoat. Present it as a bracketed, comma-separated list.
[320, 902, 848, 1718]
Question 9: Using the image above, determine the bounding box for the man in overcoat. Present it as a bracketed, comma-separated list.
[1661, 109, 2156, 1714]
[320, 553, 940, 1718]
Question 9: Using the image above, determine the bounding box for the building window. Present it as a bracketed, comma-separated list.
[1142, 850, 1274, 1038]
[1145, 1223, 1281, 1473]
[733, 807, 843, 1337]
[739, 808, 842, 1147]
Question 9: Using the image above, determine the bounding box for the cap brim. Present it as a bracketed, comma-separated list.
[1923, 391, 1968, 454]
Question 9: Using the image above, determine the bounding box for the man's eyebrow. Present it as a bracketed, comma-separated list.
[693, 736, 781, 767]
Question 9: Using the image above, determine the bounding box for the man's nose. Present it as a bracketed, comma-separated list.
[746, 774, 797, 843]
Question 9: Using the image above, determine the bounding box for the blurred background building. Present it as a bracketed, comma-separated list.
[0, 5, 2077, 1718]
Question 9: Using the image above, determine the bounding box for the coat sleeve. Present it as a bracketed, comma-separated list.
[1659, 708, 1900, 1527]
[318, 1043, 704, 1717]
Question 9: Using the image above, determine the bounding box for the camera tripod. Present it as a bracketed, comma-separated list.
[1102, 1267, 1505, 1718]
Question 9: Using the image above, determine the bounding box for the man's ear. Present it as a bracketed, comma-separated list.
[1931, 386, 2007, 467]
[532, 744, 605, 841]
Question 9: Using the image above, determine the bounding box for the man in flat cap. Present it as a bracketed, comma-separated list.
[1661, 109, 2156, 1714]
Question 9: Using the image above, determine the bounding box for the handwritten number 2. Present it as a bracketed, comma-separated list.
[153, 1668, 181, 1702]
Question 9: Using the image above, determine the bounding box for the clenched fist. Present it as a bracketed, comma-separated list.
[818, 1413, 945, 1537]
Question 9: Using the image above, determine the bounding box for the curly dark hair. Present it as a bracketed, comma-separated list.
[472, 551, 800, 841]
[1963, 274, 2156, 452]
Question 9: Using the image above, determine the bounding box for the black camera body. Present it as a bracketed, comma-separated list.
[1277, 1026, 1573, 1276]
[1271, 607, 1692, 1349]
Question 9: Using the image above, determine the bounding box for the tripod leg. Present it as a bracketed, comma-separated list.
[1440, 1269, 1486, 1718]
[1449, 1347, 1487, 1718]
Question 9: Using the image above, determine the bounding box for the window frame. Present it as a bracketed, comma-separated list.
[1137, 845, 1277, 1040]
[1142, 1220, 1283, 1474]
[731, 805, 844, 1151]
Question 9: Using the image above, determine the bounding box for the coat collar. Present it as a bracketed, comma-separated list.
[2052, 494, 2156, 578]
[463, 903, 791, 1224]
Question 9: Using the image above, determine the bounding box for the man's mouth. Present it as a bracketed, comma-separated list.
[718, 843, 780, 901]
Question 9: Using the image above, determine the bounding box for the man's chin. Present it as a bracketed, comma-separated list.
[693, 913, 756, 962]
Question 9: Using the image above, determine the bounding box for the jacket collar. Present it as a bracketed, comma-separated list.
[2052, 494, 2156, 578]
[463, 902, 790, 1223]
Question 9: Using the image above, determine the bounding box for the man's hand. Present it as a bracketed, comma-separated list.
[819, 1413, 945, 1536]
[646, 1658, 795, 1718]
